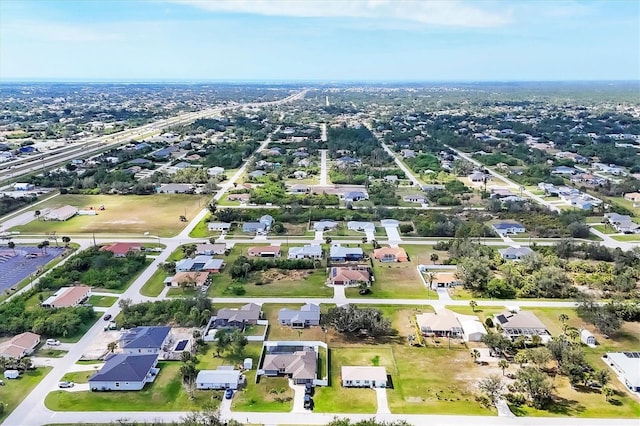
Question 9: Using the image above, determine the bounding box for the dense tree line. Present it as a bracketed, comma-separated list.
[250, 181, 339, 206]
[118, 295, 213, 329]
[321, 305, 393, 337]
[37, 246, 147, 291]
[0, 290, 95, 337]
[0, 194, 37, 216]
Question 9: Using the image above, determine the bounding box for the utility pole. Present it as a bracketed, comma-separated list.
[92, 232, 97, 247]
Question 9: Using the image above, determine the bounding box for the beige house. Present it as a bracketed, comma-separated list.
[0, 332, 41, 359]
[341, 366, 388, 388]
[41, 286, 91, 308]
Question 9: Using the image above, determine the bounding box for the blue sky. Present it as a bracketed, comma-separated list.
[1, 0, 638, 81]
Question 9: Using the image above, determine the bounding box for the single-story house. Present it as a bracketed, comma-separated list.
[468, 171, 491, 182]
[373, 247, 408, 262]
[494, 310, 551, 341]
[604, 352, 640, 392]
[623, 192, 640, 203]
[422, 184, 445, 192]
[262, 349, 317, 384]
[288, 245, 323, 260]
[341, 366, 388, 388]
[196, 367, 242, 390]
[293, 171, 307, 180]
[41, 286, 91, 308]
[120, 326, 171, 354]
[211, 303, 262, 329]
[156, 183, 194, 194]
[247, 245, 281, 258]
[384, 175, 399, 183]
[329, 267, 371, 286]
[347, 221, 375, 232]
[329, 245, 364, 261]
[403, 194, 427, 204]
[289, 183, 310, 193]
[207, 222, 232, 232]
[314, 220, 338, 231]
[604, 213, 640, 234]
[552, 166, 577, 175]
[0, 332, 41, 359]
[278, 304, 321, 328]
[416, 309, 463, 338]
[196, 243, 227, 255]
[243, 215, 274, 234]
[89, 353, 159, 391]
[100, 242, 142, 258]
[343, 191, 368, 202]
[248, 170, 266, 179]
[170, 271, 211, 287]
[207, 167, 225, 177]
[424, 271, 461, 288]
[581, 329, 597, 347]
[13, 182, 34, 191]
[44, 205, 78, 221]
[499, 246, 534, 261]
[175, 256, 224, 273]
[492, 222, 526, 236]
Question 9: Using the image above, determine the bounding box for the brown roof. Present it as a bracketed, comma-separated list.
[416, 310, 462, 333]
[100, 242, 142, 256]
[331, 267, 370, 283]
[262, 350, 316, 380]
[373, 247, 408, 260]
[51, 286, 91, 308]
[172, 271, 210, 286]
[247, 246, 281, 255]
[11, 332, 40, 349]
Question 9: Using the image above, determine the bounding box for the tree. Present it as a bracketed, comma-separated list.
[471, 349, 481, 363]
[593, 369, 610, 388]
[457, 257, 491, 292]
[498, 359, 510, 376]
[62, 236, 71, 247]
[107, 341, 117, 353]
[481, 333, 513, 357]
[558, 313, 569, 334]
[41, 240, 49, 254]
[514, 351, 528, 367]
[7, 241, 15, 255]
[34, 210, 41, 221]
[325, 237, 332, 244]
[530, 334, 542, 347]
[207, 201, 218, 215]
[602, 386, 615, 402]
[526, 347, 552, 369]
[478, 374, 504, 405]
[469, 300, 478, 312]
[322, 305, 392, 337]
[215, 329, 231, 357]
[230, 329, 248, 357]
[430, 253, 439, 264]
[514, 367, 553, 409]
[425, 272, 436, 290]
[182, 244, 197, 258]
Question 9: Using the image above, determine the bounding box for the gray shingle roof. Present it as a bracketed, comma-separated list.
[89, 354, 157, 383]
[120, 326, 170, 350]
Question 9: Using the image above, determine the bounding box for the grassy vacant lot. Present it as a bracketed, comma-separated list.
[34, 347, 68, 358]
[346, 258, 428, 299]
[45, 362, 221, 412]
[11, 194, 209, 237]
[209, 269, 332, 298]
[61, 370, 97, 384]
[232, 372, 293, 412]
[0, 367, 51, 422]
[611, 234, 640, 242]
[87, 295, 118, 308]
[139, 267, 168, 297]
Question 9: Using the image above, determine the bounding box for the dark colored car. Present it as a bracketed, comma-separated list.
[103, 314, 112, 321]
[225, 389, 234, 399]
[305, 383, 314, 396]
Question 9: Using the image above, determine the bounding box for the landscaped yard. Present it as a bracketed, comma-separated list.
[87, 295, 118, 308]
[45, 362, 221, 411]
[11, 194, 209, 237]
[0, 367, 51, 422]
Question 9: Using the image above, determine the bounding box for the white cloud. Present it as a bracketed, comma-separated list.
[169, 0, 513, 28]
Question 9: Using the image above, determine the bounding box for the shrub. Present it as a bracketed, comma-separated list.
[485, 317, 494, 328]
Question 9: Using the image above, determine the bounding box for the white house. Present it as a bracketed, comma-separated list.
[499, 246, 534, 261]
[44, 205, 78, 221]
[207, 222, 232, 232]
[288, 245, 322, 260]
[207, 167, 225, 177]
[461, 320, 488, 342]
[89, 354, 159, 391]
[196, 367, 241, 390]
[605, 352, 640, 392]
[341, 366, 388, 388]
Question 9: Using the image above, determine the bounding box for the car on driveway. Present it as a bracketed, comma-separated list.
[304, 394, 314, 410]
[103, 314, 112, 321]
[224, 389, 234, 399]
[46, 339, 60, 346]
[58, 381, 74, 388]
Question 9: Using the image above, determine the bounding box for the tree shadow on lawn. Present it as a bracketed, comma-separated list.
[546, 396, 585, 416]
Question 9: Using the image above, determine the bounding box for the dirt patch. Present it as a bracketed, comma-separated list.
[260, 269, 312, 282]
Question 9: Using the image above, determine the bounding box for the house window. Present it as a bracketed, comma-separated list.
[115, 382, 120, 387]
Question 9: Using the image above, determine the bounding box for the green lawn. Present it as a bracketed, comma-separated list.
[58, 316, 99, 343]
[209, 268, 332, 298]
[189, 213, 213, 238]
[231, 372, 293, 412]
[87, 295, 118, 308]
[345, 259, 428, 299]
[0, 368, 52, 422]
[611, 234, 640, 242]
[61, 370, 98, 384]
[45, 362, 221, 411]
[11, 194, 209, 237]
[34, 347, 68, 358]
[591, 224, 616, 234]
[139, 267, 169, 297]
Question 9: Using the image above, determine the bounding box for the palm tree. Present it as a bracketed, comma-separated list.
[531, 334, 542, 347]
[430, 253, 439, 264]
[559, 314, 569, 334]
[602, 386, 615, 402]
[107, 341, 117, 353]
[498, 360, 510, 376]
[215, 329, 231, 357]
[469, 300, 478, 313]
[34, 210, 41, 221]
[471, 349, 481, 364]
[425, 272, 436, 290]
[7, 241, 15, 255]
[62, 236, 71, 247]
[41, 240, 49, 254]
[37, 243, 44, 254]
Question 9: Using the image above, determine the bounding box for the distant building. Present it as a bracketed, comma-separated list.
[120, 326, 171, 354]
[329, 245, 364, 262]
[44, 205, 78, 221]
[494, 310, 551, 342]
[499, 246, 534, 261]
[207, 222, 232, 232]
[196, 367, 242, 390]
[100, 242, 142, 258]
[492, 222, 526, 236]
[156, 183, 194, 194]
[41, 286, 91, 308]
[247, 245, 281, 257]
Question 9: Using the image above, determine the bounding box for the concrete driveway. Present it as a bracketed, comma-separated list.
[375, 388, 391, 414]
[289, 380, 307, 413]
[383, 226, 402, 246]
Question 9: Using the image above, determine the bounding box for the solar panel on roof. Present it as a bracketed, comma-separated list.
[175, 340, 188, 351]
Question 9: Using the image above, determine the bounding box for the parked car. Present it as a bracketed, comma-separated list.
[46, 339, 61, 346]
[103, 314, 112, 321]
[58, 381, 74, 389]
[304, 394, 313, 410]
[305, 383, 314, 396]
[224, 389, 234, 399]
